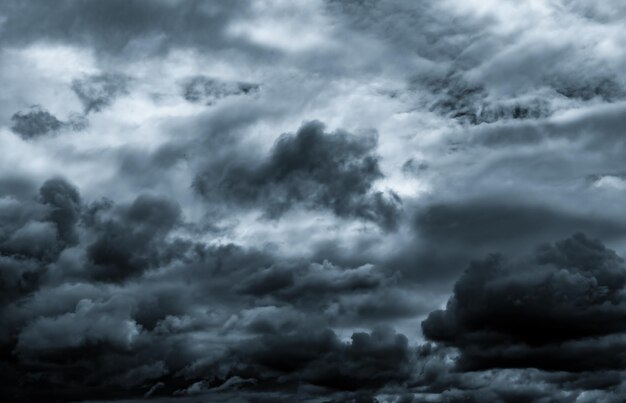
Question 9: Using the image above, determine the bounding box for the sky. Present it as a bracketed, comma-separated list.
[1, 1, 626, 402]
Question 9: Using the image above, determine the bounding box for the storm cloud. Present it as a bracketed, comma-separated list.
[423, 234, 626, 371]
[2, 0, 626, 402]
[195, 120, 402, 230]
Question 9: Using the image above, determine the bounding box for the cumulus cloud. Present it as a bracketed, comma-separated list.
[195, 120, 402, 230]
[16, 296, 141, 354]
[422, 233, 626, 371]
[84, 194, 182, 282]
[0, 177, 415, 402]
[2, 0, 626, 401]
[183, 326, 418, 394]
[39, 177, 81, 246]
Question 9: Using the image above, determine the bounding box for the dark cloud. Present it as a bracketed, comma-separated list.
[184, 326, 418, 394]
[234, 260, 423, 325]
[71, 73, 130, 113]
[551, 74, 625, 102]
[2, 1, 626, 401]
[410, 71, 621, 125]
[389, 198, 626, 285]
[85, 194, 182, 282]
[0, 0, 277, 61]
[181, 76, 260, 106]
[238, 261, 385, 301]
[422, 233, 626, 372]
[0, 176, 418, 402]
[39, 177, 81, 246]
[10, 106, 89, 140]
[0, 179, 81, 330]
[195, 120, 402, 230]
[10, 106, 62, 139]
[0, 175, 37, 199]
[416, 198, 626, 250]
[0, 177, 79, 264]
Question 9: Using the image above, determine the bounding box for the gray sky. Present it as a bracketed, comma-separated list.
[2, 1, 626, 402]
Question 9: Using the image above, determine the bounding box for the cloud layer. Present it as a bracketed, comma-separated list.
[1, 0, 626, 402]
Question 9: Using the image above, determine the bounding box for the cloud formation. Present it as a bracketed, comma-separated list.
[1, 0, 626, 401]
[10, 106, 62, 139]
[195, 120, 402, 230]
[423, 234, 626, 372]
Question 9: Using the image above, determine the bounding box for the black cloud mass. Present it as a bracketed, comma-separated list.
[423, 234, 626, 371]
[1, 1, 626, 402]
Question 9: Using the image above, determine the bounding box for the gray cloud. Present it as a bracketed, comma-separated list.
[2, 0, 626, 401]
[423, 234, 626, 372]
[71, 73, 130, 113]
[84, 194, 182, 283]
[10, 106, 62, 139]
[195, 120, 402, 230]
[181, 76, 260, 106]
[10, 106, 89, 140]
[0, 0, 262, 58]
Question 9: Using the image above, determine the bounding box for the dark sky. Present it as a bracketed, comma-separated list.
[1, 1, 626, 402]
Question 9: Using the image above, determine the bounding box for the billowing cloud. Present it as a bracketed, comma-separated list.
[423, 234, 626, 371]
[195, 120, 402, 230]
[84, 194, 182, 282]
[2, 0, 626, 401]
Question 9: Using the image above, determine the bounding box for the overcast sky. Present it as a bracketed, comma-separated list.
[2, 1, 626, 402]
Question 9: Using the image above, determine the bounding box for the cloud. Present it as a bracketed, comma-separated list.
[416, 198, 626, 250]
[71, 73, 130, 113]
[0, 176, 418, 401]
[422, 233, 626, 372]
[85, 194, 182, 282]
[0, 0, 259, 58]
[181, 75, 259, 106]
[185, 326, 418, 394]
[10, 106, 62, 139]
[16, 295, 141, 354]
[195, 120, 402, 230]
[10, 106, 88, 140]
[0, 178, 81, 304]
[39, 177, 81, 246]
[2, 1, 626, 401]
[412, 72, 555, 125]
